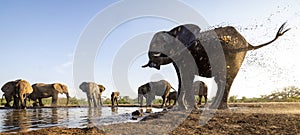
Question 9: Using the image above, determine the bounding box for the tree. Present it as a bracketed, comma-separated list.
[228, 95, 237, 103]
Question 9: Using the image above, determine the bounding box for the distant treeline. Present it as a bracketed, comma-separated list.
[1, 86, 299, 106]
[228, 86, 300, 103]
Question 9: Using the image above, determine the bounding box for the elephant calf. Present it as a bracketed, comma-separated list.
[138, 80, 174, 108]
[193, 81, 208, 105]
[111, 92, 120, 107]
[166, 91, 177, 106]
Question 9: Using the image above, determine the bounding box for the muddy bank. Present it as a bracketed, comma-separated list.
[1, 102, 299, 135]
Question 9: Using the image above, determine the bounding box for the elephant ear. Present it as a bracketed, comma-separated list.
[53, 83, 65, 94]
[79, 82, 87, 92]
[1, 81, 15, 93]
[98, 85, 105, 92]
[167, 24, 201, 46]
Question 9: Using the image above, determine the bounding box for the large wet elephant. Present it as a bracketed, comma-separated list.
[142, 23, 289, 109]
[193, 81, 208, 105]
[79, 82, 103, 108]
[29, 83, 70, 107]
[111, 92, 120, 107]
[1, 79, 33, 109]
[138, 80, 174, 108]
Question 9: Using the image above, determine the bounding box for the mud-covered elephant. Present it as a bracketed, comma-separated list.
[166, 91, 177, 106]
[111, 92, 120, 107]
[1, 79, 33, 109]
[142, 23, 289, 109]
[79, 82, 103, 108]
[29, 83, 70, 107]
[138, 80, 174, 108]
[97, 84, 105, 106]
[193, 81, 208, 105]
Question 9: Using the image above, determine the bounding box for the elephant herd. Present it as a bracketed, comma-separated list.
[3, 23, 286, 110]
[1, 79, 208, 109]
[0, 79, 120, 109]
[138, 80, 208, 108]
[1, 79, 70, 109]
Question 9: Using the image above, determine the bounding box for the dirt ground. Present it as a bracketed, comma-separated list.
[1, 102, 299, 135]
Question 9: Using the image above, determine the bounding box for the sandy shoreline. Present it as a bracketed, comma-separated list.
[0, 102, 299, 135]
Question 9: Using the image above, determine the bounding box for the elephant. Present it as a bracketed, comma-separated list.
[138, 80, 174, 108]
[1, 79, 33, 109]
[111, 92, 120, 107]
[166, 91, 177, 106]
[29, 83, 70, 107]
[98, 84, 105, 106]
[193, 81, 208, 105]
[79, 82, 103, 108]
[142, 23, 289, 109]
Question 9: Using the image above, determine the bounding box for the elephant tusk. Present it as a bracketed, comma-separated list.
[153, 52, 161, 57]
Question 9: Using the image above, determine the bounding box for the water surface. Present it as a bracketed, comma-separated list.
[0, 107, 161, 133]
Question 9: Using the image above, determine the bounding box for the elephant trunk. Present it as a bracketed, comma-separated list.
[66, 93, 70, 106]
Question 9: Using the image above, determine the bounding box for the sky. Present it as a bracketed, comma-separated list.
[0, 0, 299, 100]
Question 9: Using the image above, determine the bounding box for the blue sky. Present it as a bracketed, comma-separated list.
[0, 0, 299, 99]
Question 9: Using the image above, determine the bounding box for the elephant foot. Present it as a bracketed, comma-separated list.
[172, 104, 187, 111]
[5, 104, 11, 108]
[210, 101, 229, 109]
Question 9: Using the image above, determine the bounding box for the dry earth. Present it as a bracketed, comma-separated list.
[1, 102, 299, 135]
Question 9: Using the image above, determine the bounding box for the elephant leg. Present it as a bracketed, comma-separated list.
[138, 95, 143, 107]
[111, 98, 114, 107]
[38, 98, 44, 106]
[92, 95, 97, 108]
[52, 94, 58, 107]
[13, 95, 20, 109]
[210, 75, 227, 109]
[86, 95, 91, 108]
[19, 93, 26, 109]
[100, 95, 103, 106]
[204, 95, 208, 105]
[116, 98, 118, 107]
[166, 98, 169, 106]
[33, 100, 38, 107]
[173, 62, 196, 110]
[161, 96, 166, 108]
[198, 95, 202, 105]
[4, 94, 12, 107]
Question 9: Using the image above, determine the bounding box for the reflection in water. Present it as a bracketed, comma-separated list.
[3, 109, 31, 133]
[0, 107, 162, 133]
[86, 108, 102, 126]
[111, 107, 118, 114]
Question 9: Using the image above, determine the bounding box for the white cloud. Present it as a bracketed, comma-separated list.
[54, 61, 73, 74]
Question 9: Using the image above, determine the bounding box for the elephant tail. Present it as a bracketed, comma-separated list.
[247, 22, 290, 51]
[171, 86, 176, 91]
